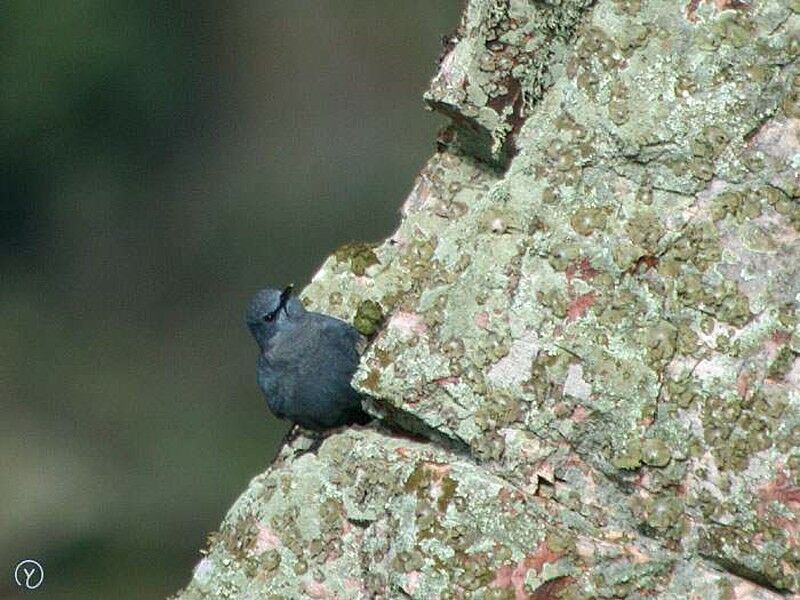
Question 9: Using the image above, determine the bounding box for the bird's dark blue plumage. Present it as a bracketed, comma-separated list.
[246, 287, 371, 430]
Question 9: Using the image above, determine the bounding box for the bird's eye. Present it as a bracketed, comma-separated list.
[263, 312, 275, 322]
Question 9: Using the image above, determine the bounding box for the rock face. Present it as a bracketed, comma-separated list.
[176, 1, 800, 598]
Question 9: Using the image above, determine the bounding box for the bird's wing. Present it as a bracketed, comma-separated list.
[266, 314, 366, 429]
[276, 314, 357, 361]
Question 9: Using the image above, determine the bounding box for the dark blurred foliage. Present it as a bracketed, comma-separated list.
[0, 1, 460, 597]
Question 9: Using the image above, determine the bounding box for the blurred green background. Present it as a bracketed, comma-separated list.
[1, 1, 459, 597]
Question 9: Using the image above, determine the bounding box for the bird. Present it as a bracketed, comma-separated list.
[246, 285, 372, 431]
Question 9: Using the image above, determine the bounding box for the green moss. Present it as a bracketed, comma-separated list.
[644, 495, 683, 530]
[547, 243, 582, 271]
[668, 375, 701, 409]
[665, 221, 721, 272]
[689, 158, 715, 182]
[546, 532, 576, 555]
[641, 321, 678, 366]
[443, 338, 466, 360]
[703, 126, 729, 153]
[767, 345, 796, 380]
[292, 558, 307, 575]
[783, 88, 800, 118]
[334, 242, 380, 276]
[261, 549, 281, 572]
[641, 438, 671, 467]
[711, 188, 763, 224]
[485, 588, 515, 600]
[712, 285, 751, 327]
[360, 368, 381, 391]
[597, 290, 644, 326]
[475, 392, 522, 430]
[537, 288, 569, 318]
[318, 498, 342, 529]
[613, 438, 642, 470]
[471, 432, 506, 462]
[675, 322, 699, 355]
[608, 99, 630, 125]
[715, 13, 754, 48]
[571, 207, 608, 236]
[353, 299, 384, 336]
[626, 212, 663, 250]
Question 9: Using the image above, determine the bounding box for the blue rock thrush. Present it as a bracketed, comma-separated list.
[246, 285, 372, 431]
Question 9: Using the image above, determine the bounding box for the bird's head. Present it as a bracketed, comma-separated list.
[246, 285, 304, 349]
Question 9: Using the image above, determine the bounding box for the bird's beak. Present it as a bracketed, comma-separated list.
[279, 284, 294, 315]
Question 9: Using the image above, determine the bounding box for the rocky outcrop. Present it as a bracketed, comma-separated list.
[176, 1, 800, 597]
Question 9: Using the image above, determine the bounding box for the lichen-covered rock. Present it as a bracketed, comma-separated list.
[176, 430, 784, 599]
[425, 0, 596, 169]
[176, 0, 800, 597]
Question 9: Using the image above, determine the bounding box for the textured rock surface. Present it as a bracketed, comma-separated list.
[176, 0, 800, 597]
